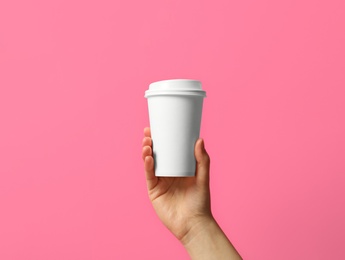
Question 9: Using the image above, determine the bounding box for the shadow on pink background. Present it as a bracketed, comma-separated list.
[0, 0, 344, 259]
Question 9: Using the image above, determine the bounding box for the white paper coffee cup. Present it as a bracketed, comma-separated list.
[145, 79, 206, 177]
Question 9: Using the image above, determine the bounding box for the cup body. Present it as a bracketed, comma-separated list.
[145, 79, 206, 177]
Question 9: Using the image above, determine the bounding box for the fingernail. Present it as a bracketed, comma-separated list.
[200, 138, 205, 151]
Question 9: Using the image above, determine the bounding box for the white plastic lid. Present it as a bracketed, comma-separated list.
[145, 79, 206, 98]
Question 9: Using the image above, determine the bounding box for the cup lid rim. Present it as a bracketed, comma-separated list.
[145, 89, 206, 98]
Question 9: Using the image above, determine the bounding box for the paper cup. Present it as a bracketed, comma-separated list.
[145, 79, 206, 177]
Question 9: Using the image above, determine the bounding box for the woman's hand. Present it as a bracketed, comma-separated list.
[142, 127, 242, 259]
[141, 127, 212, 242]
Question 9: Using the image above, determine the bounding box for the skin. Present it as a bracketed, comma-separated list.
[142, 127, 242, 260]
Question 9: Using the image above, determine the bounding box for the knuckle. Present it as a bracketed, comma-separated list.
[204, 153, 210, 165]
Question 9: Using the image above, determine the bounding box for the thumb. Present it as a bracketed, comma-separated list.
[195, 138, 210, 184]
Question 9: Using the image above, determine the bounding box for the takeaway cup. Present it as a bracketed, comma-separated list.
[145, 79, 206, 177]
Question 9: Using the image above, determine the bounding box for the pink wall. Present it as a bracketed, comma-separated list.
[1, 0, 344, 259]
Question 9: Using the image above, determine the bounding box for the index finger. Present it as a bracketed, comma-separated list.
[144, 127, 151, 138]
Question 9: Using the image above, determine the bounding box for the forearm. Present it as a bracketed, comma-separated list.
[181, 216, 242, 260]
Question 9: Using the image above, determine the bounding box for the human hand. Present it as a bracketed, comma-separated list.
[141, 127, 213, 243]
[142, 127, 242, 259]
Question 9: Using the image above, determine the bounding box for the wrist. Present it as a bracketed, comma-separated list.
[180, 214, 215, 247]
[180, 215, 242, 260]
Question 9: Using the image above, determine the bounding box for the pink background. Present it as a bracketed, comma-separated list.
[1, 0, 344, 259]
